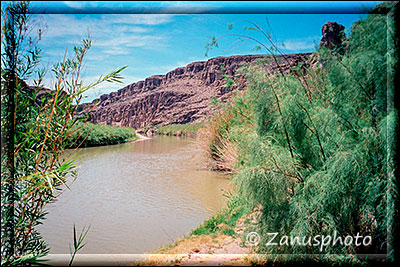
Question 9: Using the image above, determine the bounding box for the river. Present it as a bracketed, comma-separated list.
[38, 135, 232, 254]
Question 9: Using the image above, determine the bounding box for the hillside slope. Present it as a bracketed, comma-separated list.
[81, 53, 311, 128]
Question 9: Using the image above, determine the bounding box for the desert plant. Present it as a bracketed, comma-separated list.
[203, 2, 397, 263]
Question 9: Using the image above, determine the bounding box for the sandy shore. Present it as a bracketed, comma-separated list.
[124, 131, 152, 144]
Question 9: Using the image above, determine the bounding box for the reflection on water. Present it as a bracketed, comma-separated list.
[38, 136, 232, 254]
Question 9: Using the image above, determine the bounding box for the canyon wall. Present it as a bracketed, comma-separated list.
[81, 53, 311, 129]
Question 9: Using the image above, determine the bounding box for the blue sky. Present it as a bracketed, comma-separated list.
[17, 1, 381, 102]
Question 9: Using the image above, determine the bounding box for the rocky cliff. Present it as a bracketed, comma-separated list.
[82, 53, 311, 129]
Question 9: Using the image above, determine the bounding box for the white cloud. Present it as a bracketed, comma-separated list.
[158, 1, 220, 13]
[34, 13, 173, 40]
[279, 36, 320, 52]
[116, 25, 150, 33]
[94, 35, 166, 55]
[281, 40, 315, 51]
[104, 14, 174, 25]
[63, 1, 103, 10]
[35, 14, 173, 54]
[102, 47, 132, 56]
[85, 52, 109, 63]
[36, 14, 94, 38]
[63, 1, 86, 9]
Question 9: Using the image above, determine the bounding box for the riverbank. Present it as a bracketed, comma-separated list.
[145, 227, 255, 266]
[67, 122, 139, 148]
[156, 122, 204, 137]
[143, 211, 264, 266]
[143, 192, 262, 266]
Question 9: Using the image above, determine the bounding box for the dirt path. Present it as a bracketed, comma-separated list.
[145, 234, 255, 266]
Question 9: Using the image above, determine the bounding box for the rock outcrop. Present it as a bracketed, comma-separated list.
[83, 53, 311, 129]
[319, 22, 346, 50]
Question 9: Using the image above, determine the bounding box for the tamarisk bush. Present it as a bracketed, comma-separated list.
[204, 2, 397, 263]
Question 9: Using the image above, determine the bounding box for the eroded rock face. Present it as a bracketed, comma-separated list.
[319, 22, 346, 50]
[83, 53, 311, 129]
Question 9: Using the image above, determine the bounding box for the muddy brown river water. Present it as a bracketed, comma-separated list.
[38, 135, 232, 254]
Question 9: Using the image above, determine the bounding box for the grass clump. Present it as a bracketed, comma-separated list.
[191, 192, 248, 237]
[67, 122, 138, 148]
[198, 90, 254, 173]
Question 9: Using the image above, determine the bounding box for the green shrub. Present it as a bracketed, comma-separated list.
[156, 122, 204, 137]
[191, 193, 248, 236]
[203, 2, 397, 261]
[67, 122, 138, 148]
